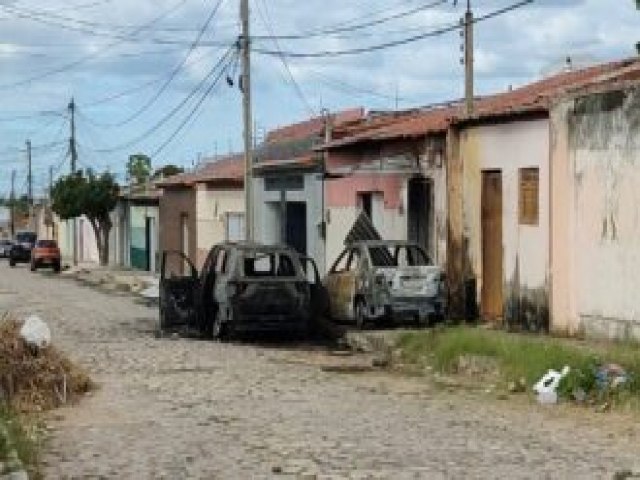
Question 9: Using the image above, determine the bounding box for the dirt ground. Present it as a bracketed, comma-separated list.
[1, 262, 640, 479]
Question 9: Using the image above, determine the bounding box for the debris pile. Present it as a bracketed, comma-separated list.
[0, 314, 93, 413]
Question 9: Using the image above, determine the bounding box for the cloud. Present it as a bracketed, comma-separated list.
[0, 0, 637, 195]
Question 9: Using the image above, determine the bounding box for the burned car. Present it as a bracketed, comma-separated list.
[159, 243, 326, 339]
[324, 241, 446, 328]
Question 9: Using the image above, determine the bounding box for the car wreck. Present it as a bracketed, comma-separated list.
[159, 242, 326, 339]
[325, 240, 447, 328]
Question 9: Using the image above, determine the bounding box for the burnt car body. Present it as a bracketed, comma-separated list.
[159, 242, 327, 339]
[324, 241, 447, 328]
[9, 231, 37, 267]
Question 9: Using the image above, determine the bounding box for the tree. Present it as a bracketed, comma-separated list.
[151, 164, 184, 181]
[51, 170, 119, 266]
[127, 153, 152, 185]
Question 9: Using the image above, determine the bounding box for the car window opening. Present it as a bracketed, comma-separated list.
[243, 252, 296, 277]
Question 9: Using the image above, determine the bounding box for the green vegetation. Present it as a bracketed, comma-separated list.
[51, 170, 119, 266]
[0, 407, 40, 477]
[397, 327, 640, 406]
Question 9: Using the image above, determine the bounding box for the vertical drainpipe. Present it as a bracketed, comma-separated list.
[547, 109, 554, 333]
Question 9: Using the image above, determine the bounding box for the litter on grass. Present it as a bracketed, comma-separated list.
[0, 313, 93, 412]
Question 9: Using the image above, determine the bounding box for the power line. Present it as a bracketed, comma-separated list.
[253, 0, 534, 58]
[252, 0, 448, 40]
[85, 0, 226, 128]
[0, 0, 191, 89]
[255, 0, 316, 117]
[82, 47, 236, 154]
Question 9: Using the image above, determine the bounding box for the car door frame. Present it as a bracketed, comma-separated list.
[159, 250, 199, 330]
[301, 255, 329, 318]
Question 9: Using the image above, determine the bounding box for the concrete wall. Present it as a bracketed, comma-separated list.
[159, 187, 196, 269]
[551, 86, 640, 340]
[195, 184, 244, 268]
[459, 119, 550, 329]
[253, 172, 325, 272]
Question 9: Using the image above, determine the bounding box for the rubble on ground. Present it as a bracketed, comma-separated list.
[0, 313, 93, 413]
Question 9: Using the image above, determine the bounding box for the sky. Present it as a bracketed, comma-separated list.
[0, 0, 638, 198]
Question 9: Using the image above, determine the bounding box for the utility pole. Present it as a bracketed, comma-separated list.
[463, 0, 474, 116]
[69, 97, 78, 265]
[48, 166, 54, 238]
[240, 0, 254, 241]
[26, 140, 34, 232]
[10, 170, 16, 237]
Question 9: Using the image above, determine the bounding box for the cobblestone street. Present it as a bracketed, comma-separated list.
[1, 263, 639, 479]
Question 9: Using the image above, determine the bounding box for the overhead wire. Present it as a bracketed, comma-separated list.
[255, 0, 316, 117]
[253, 0, 534, 58]
[251, 0, 448, 40]
[84, 0, 227, 128]
[0, 0, 191, 89]
[81, 46, 236, 154]
[150, 49, 238, 157]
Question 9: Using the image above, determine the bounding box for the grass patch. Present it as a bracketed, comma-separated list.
[0, 407, 41, 477]
[396, 326, 640, 405]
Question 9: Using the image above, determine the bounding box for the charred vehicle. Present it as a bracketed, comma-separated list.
[325, 241, 446, 328]
[159, 243, 326, 339]
[9, 231, 37, 267]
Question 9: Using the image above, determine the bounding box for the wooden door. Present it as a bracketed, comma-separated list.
[481, 171, 503, 321]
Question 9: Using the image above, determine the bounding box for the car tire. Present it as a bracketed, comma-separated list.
[355, 298, 367, 330]
[30, 262, 37, 272]
[53, 262, 61, 273]
[9, 258, 15, 268]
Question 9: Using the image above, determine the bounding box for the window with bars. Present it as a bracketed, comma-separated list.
[519, 168, 539, 225]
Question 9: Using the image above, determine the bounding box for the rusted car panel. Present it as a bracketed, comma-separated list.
[325, 241, 447, 327]
[160, 243, 324, 339]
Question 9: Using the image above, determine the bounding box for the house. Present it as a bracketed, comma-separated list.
[109, 186, 161, 272]
[549, 60, 640, 340]
[321, 107, 453, 272]
[252, 109, 364, 273]
[156, 153, 244, 270]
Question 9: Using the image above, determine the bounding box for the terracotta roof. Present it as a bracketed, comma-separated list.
[323, 57, 640, 149]
[253, 155, 318, 173]
[155, 153, 244, 188]
[265, 108, 364, 144]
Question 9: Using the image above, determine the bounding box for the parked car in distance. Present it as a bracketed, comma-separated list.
[9, 231, 37, 267]
[31, 239, 61, 272]
[0, 239, 13, 258]
[325, 240, 447, 328]
[159, 242, 327, 340]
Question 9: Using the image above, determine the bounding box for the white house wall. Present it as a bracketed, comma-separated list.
[460, 119, 550, 328]
[551, 87, 640, 340]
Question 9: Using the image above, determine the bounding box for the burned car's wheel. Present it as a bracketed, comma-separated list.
[159, 304, 169, 331]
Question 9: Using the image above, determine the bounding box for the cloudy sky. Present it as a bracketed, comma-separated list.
[0, 0, 638, 197]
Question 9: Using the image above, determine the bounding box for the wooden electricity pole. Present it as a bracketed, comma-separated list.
[240, 0, 254, 241]
[463, 0, 474, 116]
[69, 97, 78, 265]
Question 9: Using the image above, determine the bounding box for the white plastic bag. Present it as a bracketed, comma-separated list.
[533, 366, 570, 405]
[20, 315, 51, 350]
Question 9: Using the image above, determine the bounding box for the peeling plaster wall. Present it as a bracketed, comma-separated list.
[460, 119, 550, 329]
[551, 87, 640, 340]
[195, 185, 244, 269]
[159, 187, 196, 268]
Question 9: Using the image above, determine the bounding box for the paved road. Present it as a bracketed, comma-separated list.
[1, 262, 639, 479]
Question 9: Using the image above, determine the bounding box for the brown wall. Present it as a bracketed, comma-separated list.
[159, 186, 197, 272]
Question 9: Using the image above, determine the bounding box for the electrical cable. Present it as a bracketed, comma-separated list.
[84, 47, 235, 154]
[255, 0, 316, 117]
[84, 0, 226, 128]
[0, 0, 191, 89]
[253, 0, 534, 58]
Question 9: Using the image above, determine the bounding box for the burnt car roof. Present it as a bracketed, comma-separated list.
[348, 240, 421, 248]
[219, 241, 300, 253]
